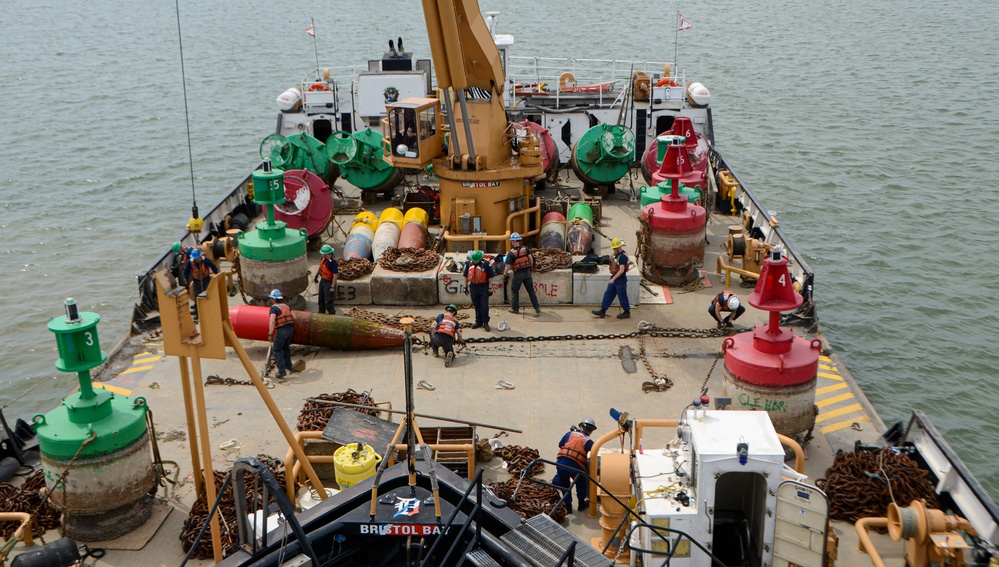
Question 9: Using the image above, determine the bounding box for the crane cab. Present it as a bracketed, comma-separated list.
[382, 98, 443, 169]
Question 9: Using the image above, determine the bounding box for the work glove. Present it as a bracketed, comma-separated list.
[313, 276, 319, 284]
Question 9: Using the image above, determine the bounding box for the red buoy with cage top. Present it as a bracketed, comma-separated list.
[721, 246, 821, 436]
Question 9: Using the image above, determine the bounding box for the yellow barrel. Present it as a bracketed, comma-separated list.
[379, 207, 404, 227]
[353, 211, 379, 231]
[333, 442, 382, 489]
[403, 207, 429, 228]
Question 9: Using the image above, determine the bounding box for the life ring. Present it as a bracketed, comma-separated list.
[656, 77, 678, 87]
[308, 83, 329, 92]
[558, 72, 575, 91]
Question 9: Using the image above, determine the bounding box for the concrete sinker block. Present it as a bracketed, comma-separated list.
[371, 263, 440, 306]
[510, 268, 573, 305]
[572, 265, 641, 306]
[335, 274, 373, 305]
[438, 254, 506, 306]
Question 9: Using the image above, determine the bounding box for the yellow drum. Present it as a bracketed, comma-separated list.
[333, 442, 382, 489]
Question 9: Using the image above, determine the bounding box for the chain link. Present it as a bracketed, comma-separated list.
[338, 257, 374, 281]
[377, 248, 442, 272]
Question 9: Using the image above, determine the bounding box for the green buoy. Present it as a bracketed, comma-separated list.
[325, 128, 403, 194]
[570, 124, 636, 187]
[239, 160, 309, 306]
[34, 298, 154, 540]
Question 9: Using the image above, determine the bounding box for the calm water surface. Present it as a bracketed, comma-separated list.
[2, 0, 997, 496]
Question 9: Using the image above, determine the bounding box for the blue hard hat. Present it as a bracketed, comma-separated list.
[189, 249, 203, 260]
[510, 232, 522, 241]
[269, 289, 283, 300]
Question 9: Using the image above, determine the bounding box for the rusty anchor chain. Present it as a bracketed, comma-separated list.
[0, 470, 63, 539]
[816, 447, 940, 524]
[494, 445, 545, 477]
[489, 477, 567, 524]
[296, 389, 379, 432]
[378, 248, 442, 273]
[532, 248, 572, 273]
[337, 258, 374, 281]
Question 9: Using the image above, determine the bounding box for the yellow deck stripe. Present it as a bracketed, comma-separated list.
[119, 364, 154, 375]
[816, 382, 848, 395]
[132, 355, 160, 364]
[819, 355, 831, 362]
[821, 415, 871, 434]
[816, 392, 855, 408]
[819, 363, 838, 371]
[815, 403, 863, 423]
[96, 384, 133, 396]
[817, 372, 843, 381]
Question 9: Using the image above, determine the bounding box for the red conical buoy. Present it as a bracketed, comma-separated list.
[721, 246, 821, 435]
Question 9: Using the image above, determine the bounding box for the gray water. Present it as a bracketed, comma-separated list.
[3, 0, 998, 498]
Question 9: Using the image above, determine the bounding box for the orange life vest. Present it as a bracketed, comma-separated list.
[609, 252, 630, 274]
[274, 304, 293, 328]
[557, 431, 590, 468]
[436, 313, 457, 337]
[319, 258, 335, 281]
[191, 260, 211, 281]
[467, 263, 488, 284]
[510, 247, 532, 271]
[717, 290, 735, 311]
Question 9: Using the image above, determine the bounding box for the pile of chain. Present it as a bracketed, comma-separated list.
[180, 465, 287, 560]
[378, 248, 442, 272]
[816, 448, 940, 523]
[0, 470, 62, 538]
[532, 248, 572, 273]
[345, 307, 468, 336]
[488, 477, 566, 524]
[296, 389, 379, 432]
[338, 258, 374, 281]
[495, 445, 545, 477]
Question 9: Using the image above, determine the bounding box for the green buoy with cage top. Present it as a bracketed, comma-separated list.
[238, 159, 309, 308]
[34, 298, 154, 541]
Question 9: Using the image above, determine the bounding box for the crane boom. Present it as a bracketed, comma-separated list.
[422, 0, 505, 96]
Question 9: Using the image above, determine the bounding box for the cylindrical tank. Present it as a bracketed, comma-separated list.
[352, 211, 379, 231]
[566, 204, 594, 254]
[642, 178, 706, 286]
[398, 221, 428, 249]
[325, 129, 403, 194]
[379, 207, 404, 226]
[229, 305, 405, 349]
[722, 248, 820, 436]
[343, 225, 374, 261]
[371, 222, 401, 261]
[570, 124, 636, 187]
[240, 164, 309, 308]
[539, 212, 566, 250]
[333, 443, 382, 489]
[276, 87, 302, 112]
[403, 207, 429, 228]
[36, 304, 153, 541]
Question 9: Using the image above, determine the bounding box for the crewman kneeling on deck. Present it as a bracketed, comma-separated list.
[709, 290, 745, 328]
[464, 250, 495, 331]
[184, 249, 218, 317]
[552, 418, 597, 514]
[267, 289, 294, 378]
[313, 244, 339, 314]
[430, 304, 462, 367]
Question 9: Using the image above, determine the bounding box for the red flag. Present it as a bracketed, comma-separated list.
[305, 24, 315, 37]
[678, 13, 692, 31]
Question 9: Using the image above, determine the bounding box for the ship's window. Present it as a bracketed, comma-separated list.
[419, 107, 436, 140]
[390, 107, 418, 157]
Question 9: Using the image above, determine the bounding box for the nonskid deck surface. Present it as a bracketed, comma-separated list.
[26, 183, 891, 565]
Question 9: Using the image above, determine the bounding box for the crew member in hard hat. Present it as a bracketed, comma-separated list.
[463, 250, 495, 331]
[504, 232, 541, 316]
[168, 241, 192, 288]
[592, 238, 631, 319]
[184, 249, 218, 317]
[552, 418, 597, 513]
[313, 244, 339, 315]
[430, 304, 462, 367]
[709, 290, 746, 328]
[267, 289, 295, 378]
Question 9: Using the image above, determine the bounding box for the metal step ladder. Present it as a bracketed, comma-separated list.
[500, 515, 612, 567]
[464, 548, 504, 567]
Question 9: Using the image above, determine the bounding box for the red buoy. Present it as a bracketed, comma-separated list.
[641, 168, 706, 285]
[721, 247, 821, 435]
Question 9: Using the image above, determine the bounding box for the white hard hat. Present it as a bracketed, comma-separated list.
[270, 289, 283, 300]
[727, 296, 740, 311]
[579, 417, 597, 431]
